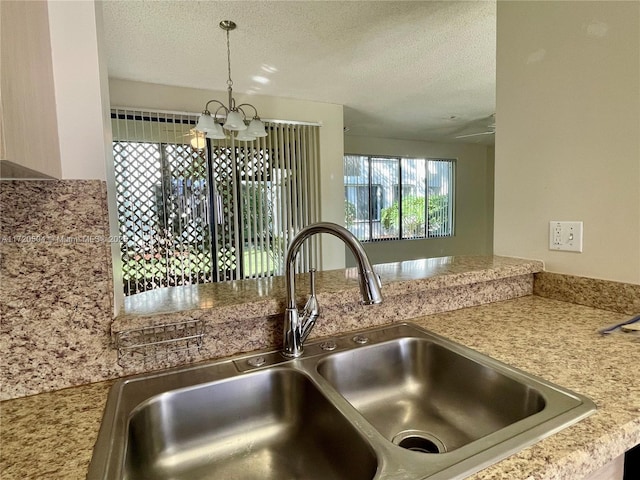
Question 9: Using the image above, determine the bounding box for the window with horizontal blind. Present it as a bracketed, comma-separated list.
[344, 155, 455, 242]
[112, 108, 320, 295]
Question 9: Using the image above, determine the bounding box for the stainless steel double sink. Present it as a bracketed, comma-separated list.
[88, 323, 595, 479]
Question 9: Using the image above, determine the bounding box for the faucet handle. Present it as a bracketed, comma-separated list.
[300, 268, 320, 342]
[309, 268, 317, 297]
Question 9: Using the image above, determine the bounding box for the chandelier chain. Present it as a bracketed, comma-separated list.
[226, 29, 233, 88]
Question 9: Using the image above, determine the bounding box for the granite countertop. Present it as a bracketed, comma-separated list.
[2, 295, 639, 479]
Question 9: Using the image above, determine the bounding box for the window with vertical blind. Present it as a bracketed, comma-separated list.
[111, 108, 320, 296]
[344, 155, 455, 242]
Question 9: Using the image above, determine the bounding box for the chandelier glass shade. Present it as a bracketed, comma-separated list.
[195, 20, 268, 142]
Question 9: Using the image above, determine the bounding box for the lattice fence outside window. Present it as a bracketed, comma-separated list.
[112, 108, 320, 296]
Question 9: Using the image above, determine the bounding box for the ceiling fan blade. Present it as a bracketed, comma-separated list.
[455, 131, 495, 139]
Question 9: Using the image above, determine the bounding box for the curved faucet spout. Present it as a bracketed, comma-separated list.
[282, 222, 383, 358]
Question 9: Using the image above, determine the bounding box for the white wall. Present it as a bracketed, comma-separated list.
[109, 78, 346, 270]
[495, 1, 640, 284]
[344, 135, 494, 266]
[48, 0, 110, 181]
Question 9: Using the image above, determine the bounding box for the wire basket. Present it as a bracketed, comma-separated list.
[115, 319, 205, 367]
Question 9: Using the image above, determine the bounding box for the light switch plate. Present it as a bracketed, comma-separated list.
[549, 221, 583, 252]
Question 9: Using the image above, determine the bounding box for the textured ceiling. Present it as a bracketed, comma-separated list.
[102, 1, 496, 144]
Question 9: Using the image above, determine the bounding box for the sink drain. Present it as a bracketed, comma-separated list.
[392, 430, 447, 454]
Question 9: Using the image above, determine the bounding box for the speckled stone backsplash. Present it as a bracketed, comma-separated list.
[535, 271, 640, 315]
[0, 181, 119, 400]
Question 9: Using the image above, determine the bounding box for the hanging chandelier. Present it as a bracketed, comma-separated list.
[195, 20, 267, 141]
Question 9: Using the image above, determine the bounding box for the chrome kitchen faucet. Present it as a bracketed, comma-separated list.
[282, 222, 383, 357]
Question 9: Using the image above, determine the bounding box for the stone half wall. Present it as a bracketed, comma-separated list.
[0, 180, 119, 400]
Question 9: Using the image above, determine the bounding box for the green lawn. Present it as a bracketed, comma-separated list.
[122, 247, 279, 288]
[243, 247, 277, 277]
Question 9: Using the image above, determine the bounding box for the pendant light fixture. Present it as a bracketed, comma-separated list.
[195, 21, 268, 142]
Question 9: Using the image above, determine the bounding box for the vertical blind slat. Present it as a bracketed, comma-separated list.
[291, 126, 300, 270]
[276, 125, 285, 276]
[264, 133, 272, 277]
[284, 126, 293, 271]
[285, 127, 293, 273]
[242, 141, 250, 277]
[300, 126, 308, 271]
[312, 126, 321, 265]
[230, 136, 241, 280]
[258, 136, 266, 277]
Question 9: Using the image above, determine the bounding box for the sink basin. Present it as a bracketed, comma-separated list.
[88, 323, 595, 480]
[316, 337, 546, 452]
[112, 368, 376, 480]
